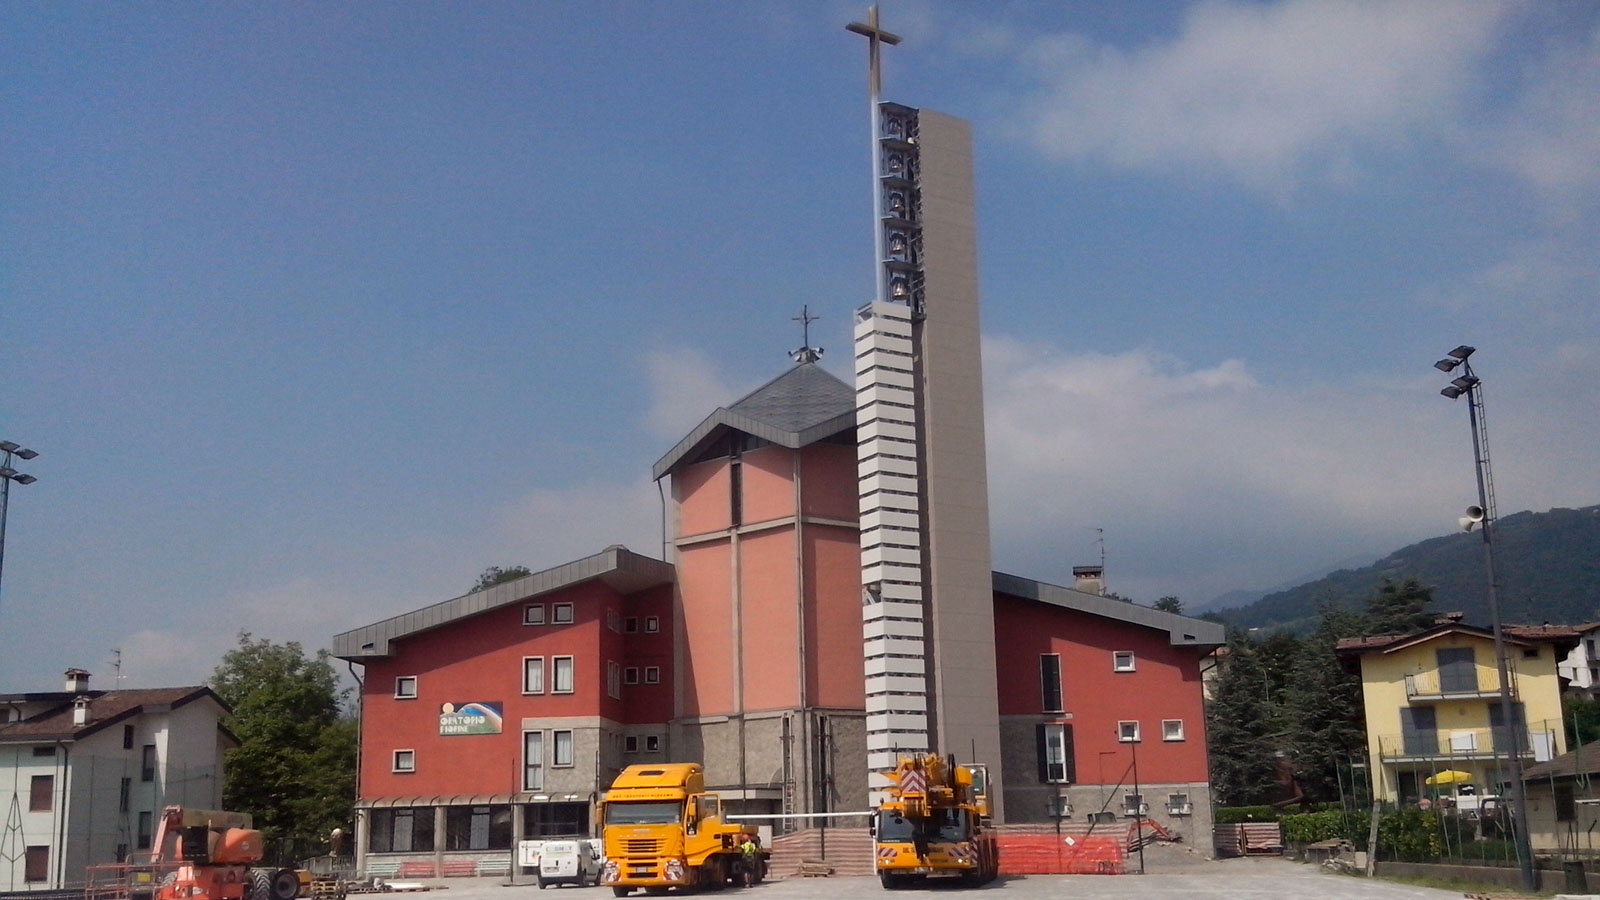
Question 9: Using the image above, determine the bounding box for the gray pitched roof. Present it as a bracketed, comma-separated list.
[0, 687, 233, 744]
[992, 572, 1226, 648]
[331, 546, 673, 660]
[652, 363, 855, 480]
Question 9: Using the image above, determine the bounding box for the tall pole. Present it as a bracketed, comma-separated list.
[1464, 369, 1535, 891]
[1435, 349, 1534, 892]
[0, 440, 41, 610]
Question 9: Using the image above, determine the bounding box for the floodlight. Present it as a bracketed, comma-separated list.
[1441, 386, 1463, 399]
[13, 475, 34, 485]
[1452, 375, 1480, 391]
[1435, 359, 1461, 373]
[16, 449, 37, 460]
[0, 468, 14, 479]
[1448, 345, 1475, 360]
[0, 442, 16, 453]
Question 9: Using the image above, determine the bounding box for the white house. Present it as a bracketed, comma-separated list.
[1556, 624, 1600, 698]
[0, 669, 235, 890]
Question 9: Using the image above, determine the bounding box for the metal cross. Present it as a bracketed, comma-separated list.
[846, 5, 901, 103]
[790, 305, 823, 364]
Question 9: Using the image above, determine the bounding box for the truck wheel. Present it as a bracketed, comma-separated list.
[610, 889, 629, 898]
[536, 874, 546, 890]
[878, 872, 897, 890]
[269, 869, 301, 900]
[251, 869, 272, 900]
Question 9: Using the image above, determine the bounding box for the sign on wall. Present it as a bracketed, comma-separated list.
[439, 701, 503, 735]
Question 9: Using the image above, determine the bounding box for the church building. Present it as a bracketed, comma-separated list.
[331, 24, 1223, 875]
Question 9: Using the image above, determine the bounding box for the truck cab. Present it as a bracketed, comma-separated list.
[599, 764, 760, 896]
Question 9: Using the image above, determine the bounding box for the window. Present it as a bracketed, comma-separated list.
[1036, 723, 1074, 783]
[645, 735, 660, 752]
[730, 457, 743, 526]
[25, 846, 48, 883]
[1589, 638, 1597, 657]
[607, 661, 621, 699]
[523, 604, 545, 626]
[1039, 654, 1063, 713]
[369, 807, 435, 853]
[137, 811, 153, 850]
[445, 805, 512, 851]
[123, 724, 134, 749]
[1118, 720, 1141, 743]
[607, 609, 620, 632]
[553, 603, 574, 625]
[119, 778, 131, 813]
[645, 616, 660, 633]
[141, 745, 156, 782]
[1113, 651, 1136, 672]
[1522, 648, 1539, 660]
[524, 732, 544, 790]
[625, 667, 640, 685]
[625, 617, 639, 634]
[30, 775, 52, 812]
[1168, 793, 1192, 815]
[394, 676, 418, 699]
[1122, 793, 1145, 816]
[624, 736, 639, 753]
[523, 657, 545, 694]
[1556, 782, 1577, 822]
[554, 730, 574, 767]
[645, 666, 660, 684]
[1162, 719, 1185, 742]
[393, 750, 416, 773]
[33, 746, 55, 757]
[553, 656, 574, 693]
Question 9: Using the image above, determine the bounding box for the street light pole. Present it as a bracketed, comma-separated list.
[1434, 348, 1534, 892]
[0, 439, 41, 609]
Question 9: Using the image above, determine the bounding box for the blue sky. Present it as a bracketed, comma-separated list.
[3, 1, 1597, 689]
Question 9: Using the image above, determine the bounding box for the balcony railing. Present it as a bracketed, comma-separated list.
[1376, 726, 1531, 761]
[1403, 666, 1514, 701]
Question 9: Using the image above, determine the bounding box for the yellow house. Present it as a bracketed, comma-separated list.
[1337, 622, 1576, 803]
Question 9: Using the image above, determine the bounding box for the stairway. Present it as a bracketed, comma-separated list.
[767, 827, 876, 879]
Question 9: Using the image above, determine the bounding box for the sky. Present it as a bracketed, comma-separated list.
[3, 1, 1597, 691]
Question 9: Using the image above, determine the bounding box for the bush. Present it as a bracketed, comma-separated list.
[1377, 808, 1443, 862]
[1215, 806, 1279, 824]
[1281, 809, 1366, 845]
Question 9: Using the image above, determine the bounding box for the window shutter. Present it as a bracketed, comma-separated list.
[1036, 724, 1049, 782]
[1061, 724, 1076, 783]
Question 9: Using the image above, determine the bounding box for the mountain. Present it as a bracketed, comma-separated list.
[1194, 552, 1384, 613]
[1219, 505, 1600, 630]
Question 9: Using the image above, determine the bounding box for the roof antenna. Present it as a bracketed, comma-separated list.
[790, 305, 824, 364]
[111, 648, 124, 688]
[1096, 527, 1107, 594]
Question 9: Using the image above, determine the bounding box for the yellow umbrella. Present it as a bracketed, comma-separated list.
[1425, 770, 1473, 786]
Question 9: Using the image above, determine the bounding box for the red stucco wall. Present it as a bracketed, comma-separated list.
[805, 526, 867, 709]
[359, 580, 617, 798]
[739, 528, 801, 711]
[992, 593, 1210, 785]
[799, 444, 857, 520]
[675, 458, 730, 538]
[675, 539, 733, 717]
[740, 446, 796, 524]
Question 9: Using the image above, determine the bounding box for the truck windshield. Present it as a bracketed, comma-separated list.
[606, 801, 683, 825]
[876, 812, 915, 843]
[936, 809, 969, 842]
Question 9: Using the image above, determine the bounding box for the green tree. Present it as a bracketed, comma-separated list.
[1285, 606, 1368, 803]
[210, 633, 356, 864]
[472, 565, 532, 593]
[1564, 695, 1600, 748]
[1363, 577, 1437, 636]
[1153, 596, 1184, 614]
[1207, 635, 1282, 806]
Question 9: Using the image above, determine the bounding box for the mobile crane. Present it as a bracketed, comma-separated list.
[871, 754, 998, 888]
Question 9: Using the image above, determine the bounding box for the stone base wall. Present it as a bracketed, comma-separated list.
[673, 708, 867, 820]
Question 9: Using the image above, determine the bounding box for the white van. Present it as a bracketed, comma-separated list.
[537, 839, 603, 888]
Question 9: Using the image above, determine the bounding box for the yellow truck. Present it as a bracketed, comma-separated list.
[599, 763, 764, 896]
[872, 754, 998, 888]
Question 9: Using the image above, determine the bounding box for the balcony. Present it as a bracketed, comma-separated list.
[1376, 727, 1532, 763]
[1403, 666, 1514, 702]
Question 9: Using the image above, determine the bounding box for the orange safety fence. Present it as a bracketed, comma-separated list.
[995, 834, 1125, 875]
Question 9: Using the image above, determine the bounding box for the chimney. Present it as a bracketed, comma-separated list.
[1072, 566, 1105, 597]
[72, 696, 91, 726]
[64, 668, 91, 693]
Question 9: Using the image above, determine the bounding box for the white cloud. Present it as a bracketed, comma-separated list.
[981, 340, 1482, 602]
[642, 346, 750, 441]
[996, 0, 1511, 193]
[1479, 21, 1600, 205]
[491, 479, 666, 569]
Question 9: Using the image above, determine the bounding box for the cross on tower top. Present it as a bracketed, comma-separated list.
[790, 305, 824, 364]
[846, 5, 901, 102]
